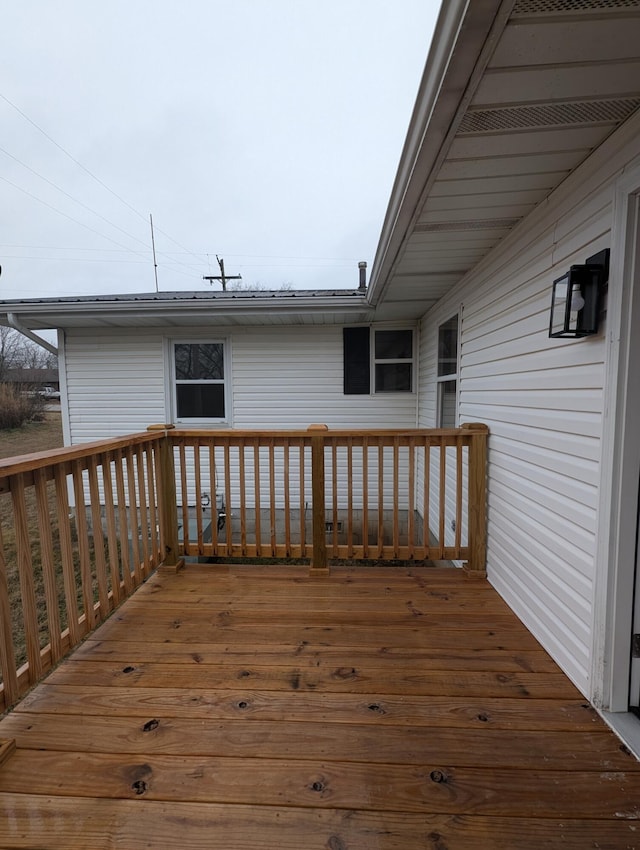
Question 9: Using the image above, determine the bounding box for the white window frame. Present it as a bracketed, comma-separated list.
[436, 314, 459, 428]
[373, 327, 415, 394]
[166, 337, 231, 426]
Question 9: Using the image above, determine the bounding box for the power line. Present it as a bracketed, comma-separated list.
[0, 91, 208, 269]
[0, 143, 151, 251]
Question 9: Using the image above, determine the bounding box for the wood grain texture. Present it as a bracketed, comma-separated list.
[0, 564, 638, 850]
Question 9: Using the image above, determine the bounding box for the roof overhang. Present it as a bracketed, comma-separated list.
[0, 290, 375, 331]
[368, 0, 640, 320]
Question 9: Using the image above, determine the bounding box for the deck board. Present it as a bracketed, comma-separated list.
[1, 564, 639, 849]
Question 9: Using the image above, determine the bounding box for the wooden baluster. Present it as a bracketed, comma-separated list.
[308, 424, 328, 575]
[332, 442, 338, 556]
[12, 474, 42, 683]
[362, 438, 369, 559]
[33, 468, 63, 664]
[269, 439, 276, 557]
[146, 443, 159, 567]
[101, 454, 122, 603]
[86, 459, 110, 621]
[408, 439, 415, 559]
[135, 446, 151, 577]
[224, 441, 233, 556]
[208, 440, 222, 557]
[299, 443, 306, 558]
[423, 436, 431, 559]
[0, 512, 19, 708]
[455, 437, 463, 556]
[377, 441, 384, 558]
[347, 437, 354, 559]
[284, 443, 291, 557]
[53, 465, 81, 645]
[392, 437, 400, 558]
[238, 442, 246, 556]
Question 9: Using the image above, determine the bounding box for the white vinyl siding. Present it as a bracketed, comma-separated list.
[417, 123, 640, 697]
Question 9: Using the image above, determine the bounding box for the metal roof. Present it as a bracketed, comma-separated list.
[0, 289, 374, 330]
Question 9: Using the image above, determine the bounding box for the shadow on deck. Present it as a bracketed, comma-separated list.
[0, 564, 639, 849]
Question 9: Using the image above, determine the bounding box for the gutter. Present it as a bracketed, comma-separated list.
[7, 313, 58, 356]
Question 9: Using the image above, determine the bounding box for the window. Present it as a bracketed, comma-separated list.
[437, 315, 458, 427]
[344, 327, 414, 394]
[172, 341, 226, 421]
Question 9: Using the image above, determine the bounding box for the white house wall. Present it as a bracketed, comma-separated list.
[417, 117, 640, 699]
[62, 324, 418, 508]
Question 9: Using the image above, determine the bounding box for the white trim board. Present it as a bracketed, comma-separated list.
[592, 159, 640, 712]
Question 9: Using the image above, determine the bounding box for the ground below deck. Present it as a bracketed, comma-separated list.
[0, 565, 639, 849]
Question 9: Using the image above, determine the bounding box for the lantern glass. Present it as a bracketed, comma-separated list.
[549, 266, 601, 338]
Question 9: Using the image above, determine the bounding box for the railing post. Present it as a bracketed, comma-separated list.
[461, 422, 489, 579]
[147, 425, 183, 572]
[308, 424, 329, 576]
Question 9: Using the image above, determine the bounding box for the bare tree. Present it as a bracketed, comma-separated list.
[0, 327, 25, 381]
[0, 327, 56, 380]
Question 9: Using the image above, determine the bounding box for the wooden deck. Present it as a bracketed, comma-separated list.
[0, 564, 639, 849]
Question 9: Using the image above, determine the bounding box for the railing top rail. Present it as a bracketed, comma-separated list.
[0, 431, 161, 479]
[170, 425, 488, 440]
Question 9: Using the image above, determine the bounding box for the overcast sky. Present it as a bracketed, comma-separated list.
[1, 1, 439, 300]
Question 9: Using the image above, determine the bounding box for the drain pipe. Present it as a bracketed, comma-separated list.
[6, 313, 58, 357]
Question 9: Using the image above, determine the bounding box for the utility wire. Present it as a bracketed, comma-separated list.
[0, 91, 208, 269]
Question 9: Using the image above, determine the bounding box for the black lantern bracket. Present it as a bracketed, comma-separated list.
[549, 248, 610, 339]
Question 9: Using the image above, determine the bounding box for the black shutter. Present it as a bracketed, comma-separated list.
[343, 327, 370, 394]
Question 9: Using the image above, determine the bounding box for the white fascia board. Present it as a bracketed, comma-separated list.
[0, 294, 371, 329]
[367, 0, 511, 307]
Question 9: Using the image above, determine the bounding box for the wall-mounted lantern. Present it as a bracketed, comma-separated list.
[549, 248, 610, 338]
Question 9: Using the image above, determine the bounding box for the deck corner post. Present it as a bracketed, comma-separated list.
[147, 425, 184, 572]
[461, 422, 488, 579]
[308, 424, 330, 576]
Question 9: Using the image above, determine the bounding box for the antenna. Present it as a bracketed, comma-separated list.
[203, 255, 242, 291]
[150, 214, 159, 292]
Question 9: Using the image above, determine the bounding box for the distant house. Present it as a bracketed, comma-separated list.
[3, 368, 59, 391]
[2, 0, 640, 753]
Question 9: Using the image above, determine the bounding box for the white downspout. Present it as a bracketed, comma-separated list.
[6, 313, 58, 357]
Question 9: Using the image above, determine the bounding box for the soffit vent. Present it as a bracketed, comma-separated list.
[514, 0, 640, 13]
[414, 218, 520, 232]
[458, 97, 640, 134]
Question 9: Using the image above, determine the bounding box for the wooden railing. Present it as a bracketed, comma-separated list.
[0, 432, 165, 713]
[0, 422, 487, 711]
[162, 423, 488, 574]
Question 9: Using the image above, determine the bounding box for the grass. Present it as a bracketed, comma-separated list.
[0, 411, 63, 460]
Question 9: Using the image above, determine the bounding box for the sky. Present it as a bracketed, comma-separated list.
[0, 1, 439, 300]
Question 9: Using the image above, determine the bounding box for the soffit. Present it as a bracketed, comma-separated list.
[370, 0, 640, 320]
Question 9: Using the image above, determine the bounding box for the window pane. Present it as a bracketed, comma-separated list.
[375, 363, 412, 392]
[175, 343, 224, 380]
[177, 384, 225, 418]
[375, 329, 412, 360]
[439, 380, 457, 427]
[438, 316, 458, 377]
